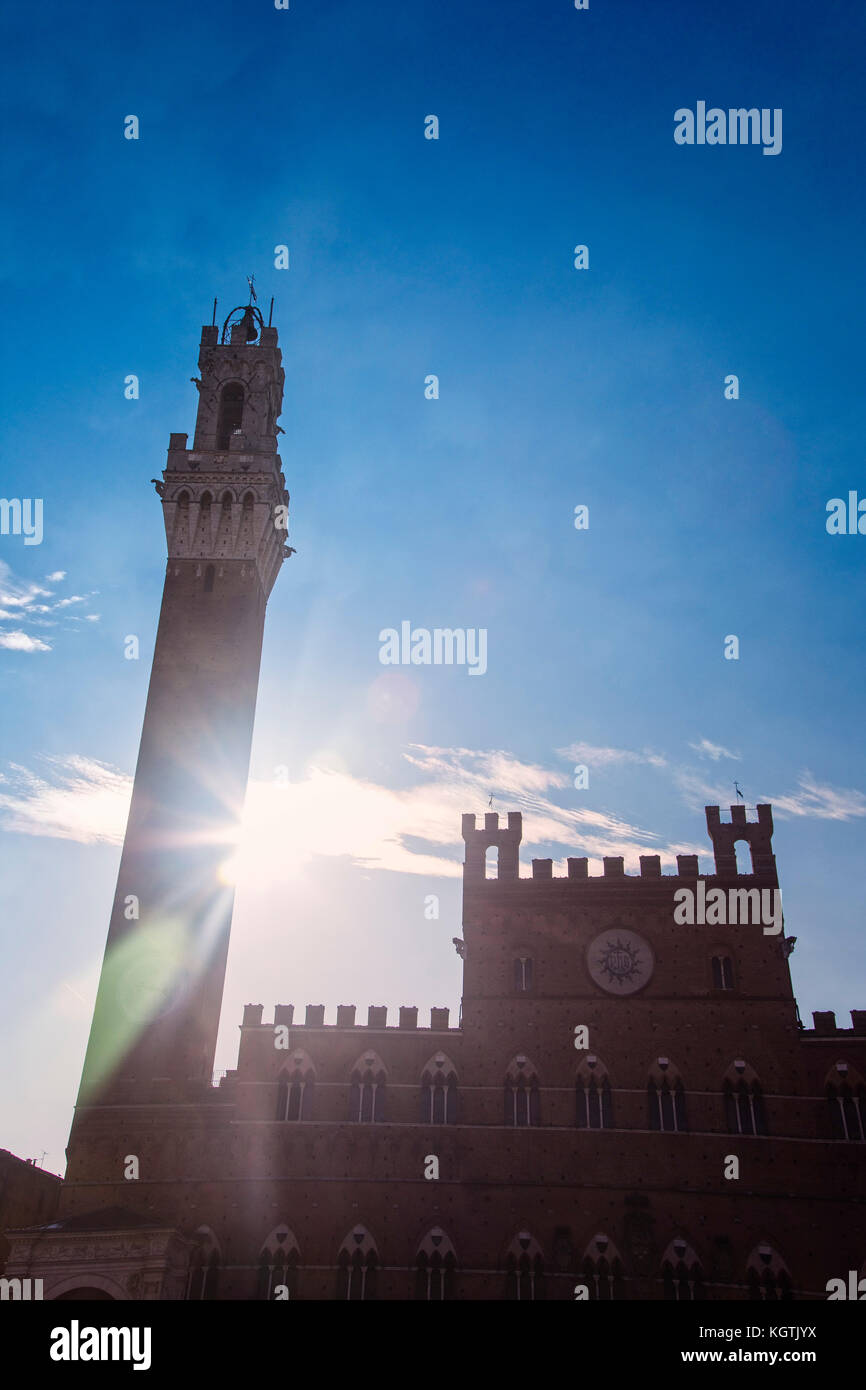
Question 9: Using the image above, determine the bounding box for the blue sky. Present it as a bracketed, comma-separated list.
[1, 0, 865, 1170]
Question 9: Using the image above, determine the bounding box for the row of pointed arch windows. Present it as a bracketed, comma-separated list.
[175, 488, 256, 509]
[174, 489, 255, 597]
[274, 1053, 863, 1140]
[188, 1226, 798, 1301]
[509, 1057, 768, 1135]
[275, 1052, 460, 1124]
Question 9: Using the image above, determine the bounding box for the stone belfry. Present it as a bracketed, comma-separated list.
[78, 294, 291, 1104]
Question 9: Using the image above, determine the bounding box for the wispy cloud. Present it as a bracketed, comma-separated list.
[0, 561, 98, 650]
[0, 756, 131, 842]
[688, 738, 741, 762]
[0, 566, 51, 609]
[674, 764, 866, 824]
[672, 767, 742, 811]
[4, 747, 861, 885]
[760, 773, 866, 822]
[0, 744, 700, 876]
[557, 741, 667, 769]
[397, 743, 681, 869]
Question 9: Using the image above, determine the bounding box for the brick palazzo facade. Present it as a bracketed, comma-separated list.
[0, 1151, 60, 1274]
[4, 307, 865, 1300]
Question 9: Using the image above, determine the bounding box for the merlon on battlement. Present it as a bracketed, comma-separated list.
[802, 1009, 866, 1038]
[461, 806, 778, 885]
[241, 1004, 453, 1031]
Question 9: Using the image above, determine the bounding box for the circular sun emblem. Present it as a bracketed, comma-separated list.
[587, 929, 654, 995]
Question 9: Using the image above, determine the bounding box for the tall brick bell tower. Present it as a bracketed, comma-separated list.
[78, 295, 291, 1105]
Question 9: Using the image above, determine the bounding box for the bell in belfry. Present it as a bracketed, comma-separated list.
[240, 304, 258, 341]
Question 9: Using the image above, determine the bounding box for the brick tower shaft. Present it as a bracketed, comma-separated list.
[77, 305, 291, 1104]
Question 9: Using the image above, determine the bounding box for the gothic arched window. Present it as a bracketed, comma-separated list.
[186, 1227, 220, 1301]
[504, 1056, 541, 1127]
[276, 1052, 315, 1121]
[711, 954, 735, 990]
[504, 1233, 545, 1301]
[648, 1061, 687, 1132]
[420, 1054, 458, 1124]
[723, 1063, 767, 1136]
[580, 1234, 626, 1300]
[415, 1229, 457, 1301]
[828, 1084, 861, 1139]
[746, 1244, 792, 1301]
[216, 382, 244, 449]
[256, 1226, 300, 1300]
[349, 1053, 386, 1123]
[575, 1057, 613, 1129]
[337, 1227, 378, 1301]
[661, 1239, 705, 1301]
[826, 1062, 866, 1141]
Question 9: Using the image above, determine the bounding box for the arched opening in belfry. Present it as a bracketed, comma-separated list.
[733, 839, 753, 875]
[484, 845, 498, 880]
[216, 382, 244, 449]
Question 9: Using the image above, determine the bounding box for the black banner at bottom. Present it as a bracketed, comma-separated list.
[0, 1298, 858, 1378]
